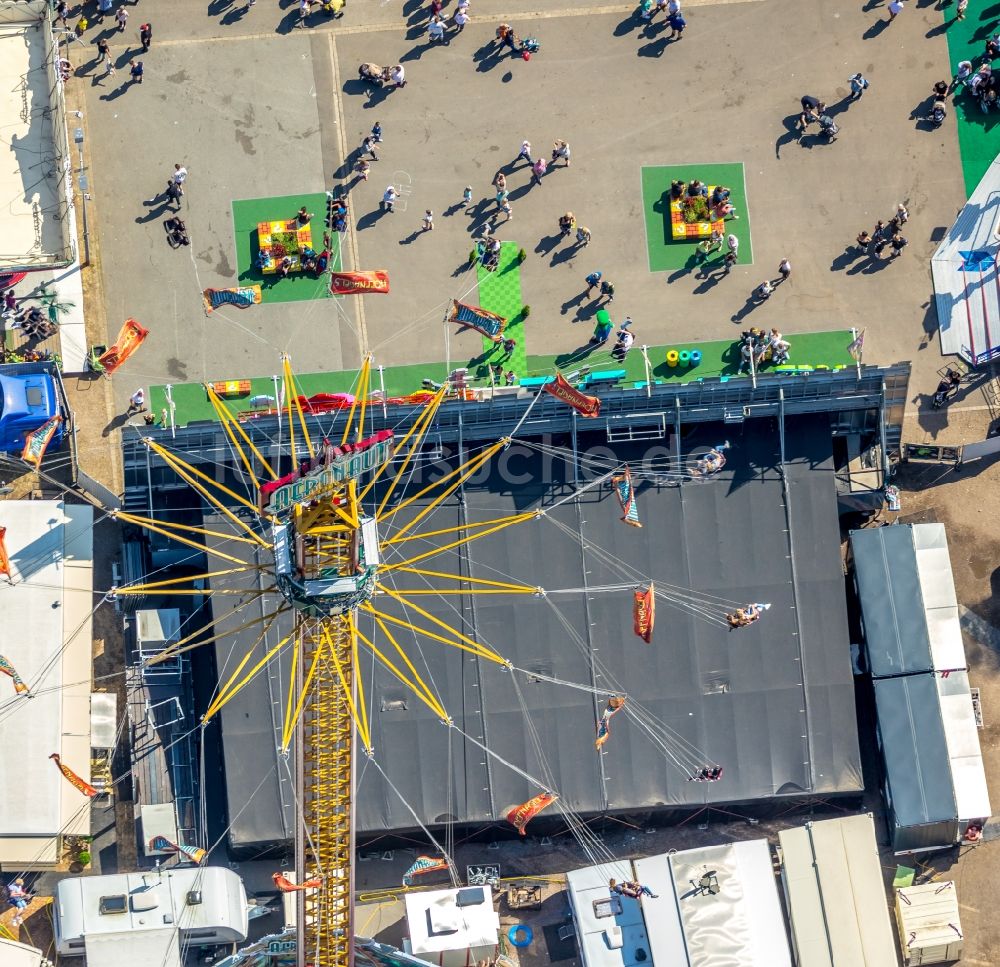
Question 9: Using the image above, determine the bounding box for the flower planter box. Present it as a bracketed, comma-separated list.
[256, 219, 313, 273]
[670, 185, 725, 240]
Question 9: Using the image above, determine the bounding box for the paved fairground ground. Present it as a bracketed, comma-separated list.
[19, 0, 994, 964]
[79, 0, 971, 415]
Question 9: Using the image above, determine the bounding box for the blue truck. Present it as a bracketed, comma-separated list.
[0, 368, 64, 454]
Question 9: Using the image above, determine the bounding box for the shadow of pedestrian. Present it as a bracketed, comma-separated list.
[535, 233, 562, 255]
[99, 81, 133, 101]
[731, 296, 764, 324]
[560, 292, 586, 315]
[221, 5, 249, 25]
[356, 207, 391, 231]
[831, 246, 865, 271]
[613, 14, 643, 36]
[667, 253, 704, 282]
[443, 203, 464, 217]
[925, 21, 953, 39]
[550, 246, 579, 267]
[775, 114, 801, 159]
[208, 0, 234, 14]
[826, 95, 854, 118]
[275, 10, 303, 34]
[401, 40, 436, 61]
[508, 183, 533, 203]
[638, 38, 669, 58]
[555, 343, 601, 368]
[473, 42, 504, 72]
[102, 412, 132, 438]
[404, 0, 429, 26]
[693, 270, 724, 294]
[859, 255, 892, 274]
[862, 19, 891, 40]
[399, 231, 422, 245]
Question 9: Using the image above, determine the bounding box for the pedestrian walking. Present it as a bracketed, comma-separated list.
[755, 280, 774, 301]
[129, 59, 143, 84]
[453, 7, 469, 32]
[777, 258, 791, 283]
[356, 159, 371, 181]
[500, 198, 513, 221]
[887, 0, 904, 22]
[584, 270, 603, 295]
[389, 65, 406, 88]
[531, 157, 547, 185]
[382, 186, 398, 212]
[56, 1, 69, 28]
[298, 0, 311, 26]
[7, 879, 31, 927]
[422, 209, 434, 231]
[872, 236, 888, 259]
[599, 279, 616, 304]
[127, 388, 147, 414]
[362, 135, 379, 160]
[559, 211, 576, 236]
[726, 233, 739, 257]
[172, 164, 188, 191]
[872, 219, 886, 244]
[103, 53, 116, 77]
[166, 181, 183, 207]
[551, 140, 571, 167]
[462, 185, 473, 207]
[849, 72, 869, 100]
[896, 203, 909, 225]
[956, 0, 968, 20]
[96, 0, 113, 24]
[856, 230, 872, 252]
[517, 140, 532, 167]
[576, 225, 592, 247]
[889, 233, 908, 259]
[697, 229, 723, 259]
[667, 12, 686, 39]
[501, 336, 517, 359]
[139, 23, 152, 51]
[428, 16, 446, 42]
[495, 187, 508, 208]
[723, 250, 737, 273]
[116, 6, 129, 31]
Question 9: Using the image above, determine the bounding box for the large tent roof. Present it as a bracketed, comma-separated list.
[208, 417, 861, 848]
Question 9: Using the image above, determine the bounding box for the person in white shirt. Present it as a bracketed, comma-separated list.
[428, 17, 445, 41]
[453, 8, 469, 31]
[172, 164, 188, 193]
[389, 65, 406, 88]
[382, 186, 399, 212]
[127, 388, 146, 414]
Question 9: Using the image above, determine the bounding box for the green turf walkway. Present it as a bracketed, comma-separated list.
[475, 242, 528, 377]
[149, 330, 856, 427]
[232, 193, 340, 304]
[942, 4, 1000, 194]
[640, 163, 752, 272]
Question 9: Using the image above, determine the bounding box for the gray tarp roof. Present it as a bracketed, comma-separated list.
[849, 523, 966, 677]
[872, 674, 956, 830]
[209, 418, 861, 847]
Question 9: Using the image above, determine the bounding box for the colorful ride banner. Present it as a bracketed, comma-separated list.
[21, 414, 62, 467]
[402, 855, 449, 886]
[506, 791, 558, 836]
[50, 753, 98, 797]
[448, 299, 506, 340]
[613, 465, 642, 528]
[272, 872, 323, 892]
[99, 318, 149, 374]
[202, 285, 262, 313]
[149, 835, 207, 864]
[0, 526, 9, 578]
[543, 373, 601, 419]
[330, 270, 390, 294]
[0, 655, 28, 695]
[633, 584, 655, 644]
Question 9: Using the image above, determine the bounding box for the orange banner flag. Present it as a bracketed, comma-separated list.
[0, 526, 10, 578]
[272, 872, 323, 893]
[543, 373, 601, 418]
[99, 319, 149, 375]
[50, 753, 98, 797]
[633, 583, 655, 644]
[506, 792, 558, 836]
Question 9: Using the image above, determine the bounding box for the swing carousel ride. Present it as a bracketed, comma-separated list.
[96, 356, 771, 967]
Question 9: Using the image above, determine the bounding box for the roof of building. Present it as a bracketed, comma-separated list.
[205, 418, 860, 846]
[778, 814, 897, 967]
[568, 840, 792, 967]
[932, 153, 1000, 365]
[55, 866, 248, 947]
[403, 886, 500, 956]
[0, 1, 75, 270]
[85, 929, 181, 967]
[850, 524, 966, 677]
[0, 936, 47, 967]
[0, 500, 93, 864]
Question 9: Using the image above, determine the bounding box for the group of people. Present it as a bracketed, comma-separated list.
[1, 291, 58, 340]
[737, 327, 789, 373]
[687, 765, 723, 782]
[689, 442, 729, 477]
[795, 95, 838, 140]
[670, 180, 740, 221]
[854, 204, 908, 261]
[949, 30, 1000, 117]
[495, 23, 540, 56]
[426, 0, 470, 40]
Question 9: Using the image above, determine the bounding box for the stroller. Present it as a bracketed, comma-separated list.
[520, 36, 540, 54]
[358, 63, 388, 87]
[929, 102, 947, 127]
[818, 115, 838, 141]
